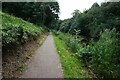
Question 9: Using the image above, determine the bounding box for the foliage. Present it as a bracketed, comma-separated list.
[57, 2, 120, 40]
[77, 29, 120, 78]
[53, 33, 92, 78]
[56, 28, 120, 78]
[2, 1, 120, 78]
[2, 12, 44, 46]
[54, 2, 120, 78]
[2, 2, 60, 29]
[65, 35, 80, 53]
[57, 31, 81, 53]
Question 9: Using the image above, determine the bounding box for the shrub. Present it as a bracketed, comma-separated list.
[56, 28, 120, 78]
[91, 29, 120, 78]
[65, 35, 80, 52]
[77, 45, 92, 63]
[77, 28, 120, 78]
[58, 32, 80, 53]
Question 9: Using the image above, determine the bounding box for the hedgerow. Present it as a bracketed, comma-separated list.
[56, 28, 120, 78]
[82, 29, 120, 78]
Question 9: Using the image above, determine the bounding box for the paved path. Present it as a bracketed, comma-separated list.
[21, 33, 63, 78]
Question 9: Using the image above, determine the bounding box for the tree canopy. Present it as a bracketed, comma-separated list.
[2, 2, 60, 29]
[56, 2, 120, 40]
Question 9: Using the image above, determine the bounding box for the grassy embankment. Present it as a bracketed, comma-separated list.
[53, 29, 120, 78]
[53, 33, 93, 78]
[2, 12, 48, 78]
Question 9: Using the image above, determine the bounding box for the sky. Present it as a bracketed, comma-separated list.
[58, 0, 106, 20]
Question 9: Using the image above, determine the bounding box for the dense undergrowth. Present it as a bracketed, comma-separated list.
[2, 2, 120, 78]
[54, 28, 120, 78]
[1, 12, 44, 46]
[53, 2, 120, 78]
[53, 33, 93, 78]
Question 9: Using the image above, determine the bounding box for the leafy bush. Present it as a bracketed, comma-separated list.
[65, 35, 80, 52]
[58, 32, 80, 53]
[55, 28, 120, 78]
[77, 29, 120, 78]
[2, 12, 44, 46]
[77, 45, 92, 63]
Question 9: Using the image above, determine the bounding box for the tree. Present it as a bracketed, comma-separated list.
[2, 2, 60, 29]
[58, 2, 120, 40]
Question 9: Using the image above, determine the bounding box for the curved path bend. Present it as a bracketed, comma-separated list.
[21, 33, 63, 78]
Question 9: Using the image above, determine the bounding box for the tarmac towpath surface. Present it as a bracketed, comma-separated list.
[21, 33, 63, 78]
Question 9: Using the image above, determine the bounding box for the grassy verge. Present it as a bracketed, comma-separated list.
[53, 34, 92, 78]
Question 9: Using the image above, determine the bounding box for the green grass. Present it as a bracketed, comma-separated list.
[53, 34, 92, 78]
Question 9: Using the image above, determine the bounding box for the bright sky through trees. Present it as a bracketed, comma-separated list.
[58, 0, 106, 20]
